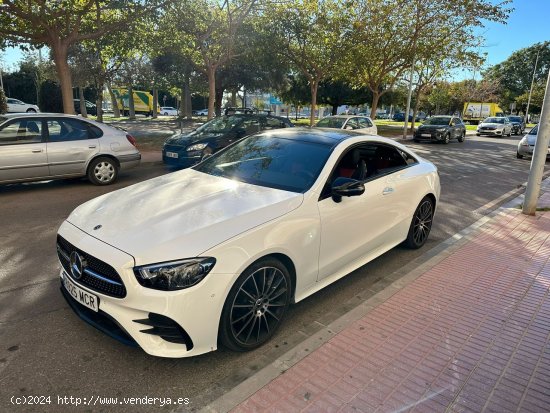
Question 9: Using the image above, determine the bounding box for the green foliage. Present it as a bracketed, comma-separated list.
[0, 88, 7, 114]
[484, 42, 550, 109]
[39, 80, 63, 113]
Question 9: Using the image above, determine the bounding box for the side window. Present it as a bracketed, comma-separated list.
[345, 118, 360, 130]
[357, 117, 373, 128]
[241, 118, 261, 135]
[0, 119, 43, 145]
[370, 144, 408, 175]
[265, 117, 286, 130]
[47, 119, 95, 142]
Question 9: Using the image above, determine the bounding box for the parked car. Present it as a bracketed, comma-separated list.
[315, 115, 377, 135]
[413, 115, 466, 144]
[160, 106, 178, 116]
[476, 117, 513, 137]
[57, 128, 440, 357]
[193, 109, 209, 116]
[507, 115, 525, 135]
[0, 113, 140, 185]
[163, 113, 293, 169]
[516, 125, 548, 159]
[74, 99, 97, 116]
[6, 98, 39, 113]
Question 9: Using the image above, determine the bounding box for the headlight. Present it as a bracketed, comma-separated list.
[134, 257, 216, 291]
[186, 143, 208, 152]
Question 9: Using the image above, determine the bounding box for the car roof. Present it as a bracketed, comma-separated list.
[322, 115, 372, 119]
[258, 127, 376, 147]
[0, 112, 79, 119]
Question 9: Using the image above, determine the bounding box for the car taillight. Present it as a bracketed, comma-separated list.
[126, 134, 137, 147]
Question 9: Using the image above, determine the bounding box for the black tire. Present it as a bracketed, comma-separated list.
[219, 258, 292, 352]
[517, 151, 524, 159]
[413, 139, 420, 143]
[457, 132, 465, 143]
[443, 133, 450, 144]
[26, 108, 36, 113]
[476, 133, 480, 136]
[404, 197, 434, 249]
[87, 157, 119, 185]
[163, 112, 168, 116]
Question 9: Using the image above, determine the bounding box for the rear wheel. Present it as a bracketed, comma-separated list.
[87, 157, 118, 185]
[404, 197, 434, 249]
[219, 258, 291, 352]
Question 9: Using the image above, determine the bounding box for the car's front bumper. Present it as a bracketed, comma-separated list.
[57, 221, 232, 358]
[162, 146, 202, 168]
[477, 129, 503, 136]
[414, 131, 445, 141]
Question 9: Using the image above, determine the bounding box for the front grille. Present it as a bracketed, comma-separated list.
[57, 235, 127, 298]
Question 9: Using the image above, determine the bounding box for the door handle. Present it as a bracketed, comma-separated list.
[382, 187, 394, 195]
[88, 145, 97, 149]
[31, 149, 43, 153]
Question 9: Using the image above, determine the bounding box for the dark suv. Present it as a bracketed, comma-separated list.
[162, 113, 294, 168]
[413, 116, 466, 144]
[507, 116, 525, 135]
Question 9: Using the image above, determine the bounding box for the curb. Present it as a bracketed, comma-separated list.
[195, 175, 550, 413]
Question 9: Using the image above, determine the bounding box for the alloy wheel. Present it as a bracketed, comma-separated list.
[412, 200, 433, 245]
[229, 266, 289, 346]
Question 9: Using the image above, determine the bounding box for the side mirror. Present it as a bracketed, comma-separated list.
[331, 177, 365, 203]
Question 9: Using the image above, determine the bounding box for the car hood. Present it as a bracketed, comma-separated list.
[479, 123, 504, 128]
[165, 130, 226, 146]
[418, 124, 449, 130]
[66, 170, 303, 265]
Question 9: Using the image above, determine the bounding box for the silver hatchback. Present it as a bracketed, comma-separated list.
[0, 113, 141, 185]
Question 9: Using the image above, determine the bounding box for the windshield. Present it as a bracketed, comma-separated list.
[423, 117, 450, 126]
[508, 116, 522, 122]
[484, 117, 504, 124]
[529, 125, 538, 135]
[194, 134, 332, 193]
[316, 117, 346, 129]
[196, 116, 243, 133]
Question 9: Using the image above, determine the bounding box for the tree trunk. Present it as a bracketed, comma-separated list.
[184, 77, 192, 119]
[215, 85, 224, 117]
[310, 79, 319, 127]
[78, 86, 87, 117]
[106, 83, 120, 117]
[332, 105, 338, 115]
[152, 87, 158, 119]
[231, 90, 237, 107]
[51, 41, 75, 114]
[128, 84, 135, 119]
[370, 91, 380, 119]
[411, 91, 421, 131]
[207, 65, 216, 120]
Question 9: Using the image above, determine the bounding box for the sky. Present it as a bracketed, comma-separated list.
[1, 0, 549, 75]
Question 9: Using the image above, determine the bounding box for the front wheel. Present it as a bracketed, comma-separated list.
[219, 258, 291, 352]
[87, 157, 118, 185]
[457, 132, 465, 142]
[404, 197, 434, 249]
[26, 108, 36, 113]
[517, 151, 524, 159]
[443, 133, 450, 144]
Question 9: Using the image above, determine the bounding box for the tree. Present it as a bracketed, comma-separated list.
[263, 0, 349, 126]
[0, 88, 7, 114]
[484, 41, 550, 109]
[345, 0, 510, 118]
[0, 0, 164, 114]
[167, 0, 257, 119]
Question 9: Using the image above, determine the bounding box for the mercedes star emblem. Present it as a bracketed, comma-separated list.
[69, 251, 86, 280]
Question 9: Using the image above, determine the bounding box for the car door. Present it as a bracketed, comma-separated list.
[45, 118, 99, 176]
[0, 118, 48, 182]
[316, 143, 416, 281]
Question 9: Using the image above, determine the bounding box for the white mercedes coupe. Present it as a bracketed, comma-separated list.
[57, 128, 440, 358]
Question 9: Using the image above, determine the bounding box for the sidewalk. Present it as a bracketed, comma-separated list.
[206, 193, 550, 412]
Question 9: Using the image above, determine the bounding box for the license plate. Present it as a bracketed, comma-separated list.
[63, 273, 99, 312]
[166, 152, 178, 158]
[421, 134, 431, 137]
